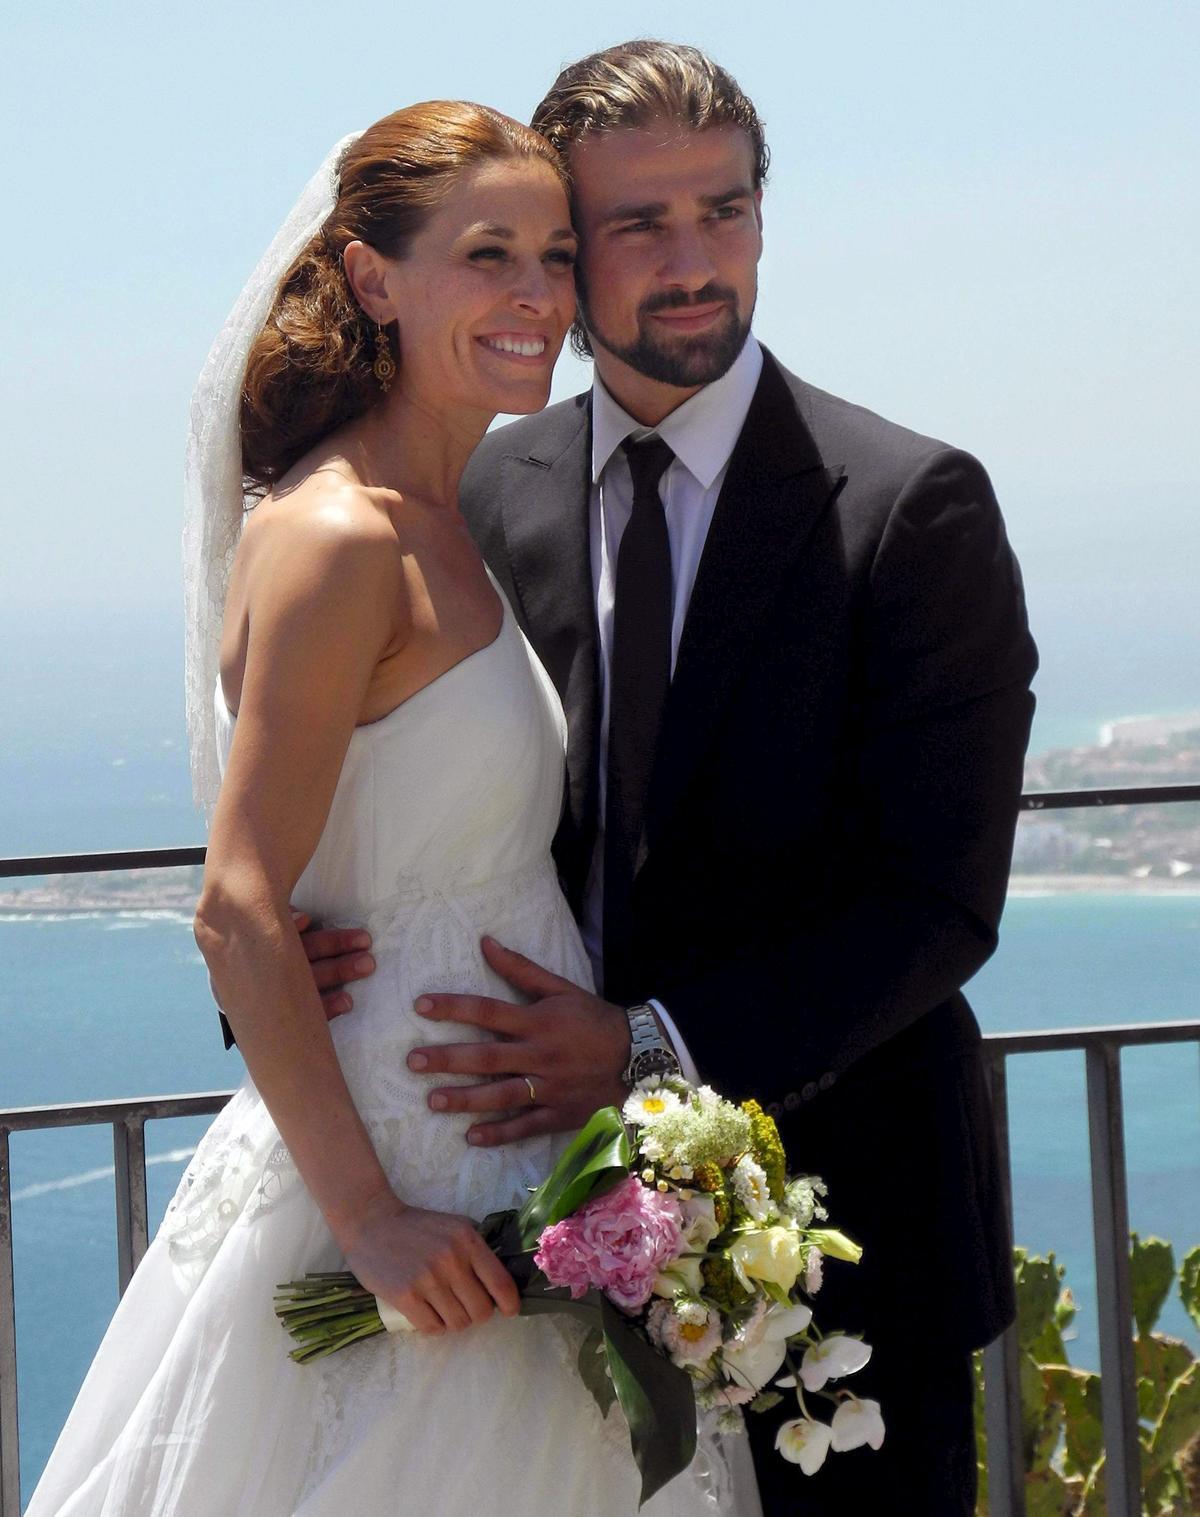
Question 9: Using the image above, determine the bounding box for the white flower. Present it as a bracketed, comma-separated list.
[646, 1299, 673, 1350]
[695, 1084, 721, 1107]
[651, 1255, 705, 1298]
[830, 1396, 885, 1452]
[782, 1176, 828, 1227]
[648, 1299, 722, 1366]
[775, 1417, 833, 1475]
[731, 1155, 773, 1222]
[722, 1333, 788, 1394]
[675, 1298, 707, 1326]
[623, 1083, 682, 1126]
[799, 1335, 872, 1391]
[804, 1246, 824, 1295]
[722, 1304, 788, 1395]
[679, 1195, 720, 1251]
[762, 1300, 813, 1340]
[639, 1133, 666, 1162]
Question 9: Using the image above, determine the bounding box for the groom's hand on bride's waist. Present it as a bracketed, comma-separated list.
[293, 910, 376, 1021]
[408, 937, 631, 1146]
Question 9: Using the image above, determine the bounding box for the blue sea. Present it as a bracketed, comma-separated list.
[1, 602, 1198, 1503]
[2, 895, 1198, 1500]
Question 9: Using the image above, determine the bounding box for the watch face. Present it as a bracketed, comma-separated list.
[628, 1048, 681, 1083]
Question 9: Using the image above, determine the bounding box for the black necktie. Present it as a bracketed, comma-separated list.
[603, 434, 675, 1001]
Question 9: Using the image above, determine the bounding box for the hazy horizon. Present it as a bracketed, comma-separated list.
[2, 2, 1196, 847]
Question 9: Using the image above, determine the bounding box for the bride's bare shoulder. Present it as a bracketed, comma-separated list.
[244, 465, 399, 562]
[222, 466, 405, 672]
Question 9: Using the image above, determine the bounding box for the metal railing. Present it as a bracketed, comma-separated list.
[978, 1020, 1200, 1517]
[1, 781, 1198, 1515]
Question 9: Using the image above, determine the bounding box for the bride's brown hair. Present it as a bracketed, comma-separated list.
[240, 102, 567, 492]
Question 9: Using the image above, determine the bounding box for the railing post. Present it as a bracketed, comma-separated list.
[113, 1117, 149, 1295]
[982, 1052, 1026, 1517]
[0, 1128, 21, 1517]
[1085, 1041, 1141, 1516]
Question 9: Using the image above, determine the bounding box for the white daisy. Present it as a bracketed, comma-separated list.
[623, 1084, 683, 1127]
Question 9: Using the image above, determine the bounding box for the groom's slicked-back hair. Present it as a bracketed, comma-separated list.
[531, 40, 769, 188]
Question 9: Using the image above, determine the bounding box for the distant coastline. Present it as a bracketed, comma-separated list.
[3, 713, 1196, 912]
[1007, 874, 1200, 897]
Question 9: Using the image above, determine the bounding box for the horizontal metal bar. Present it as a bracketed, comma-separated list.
[1086, 1043, 1142, 1515]
[1020, 783, 1200, 810]
[983, 1019, 1199, 1056]
[0, 783, 1195, 879]
[0, 1091, 234, 1133]
[0, 1129, 20, 1517]
[0, 845, 205, 878]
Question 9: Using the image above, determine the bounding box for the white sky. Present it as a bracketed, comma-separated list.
[1, 0, 1197, 627]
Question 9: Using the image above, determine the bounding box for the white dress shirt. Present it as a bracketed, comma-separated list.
[579, 335, 764, 1081]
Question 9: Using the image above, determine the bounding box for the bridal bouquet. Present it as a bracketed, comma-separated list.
[275, 1079, 882, 1504]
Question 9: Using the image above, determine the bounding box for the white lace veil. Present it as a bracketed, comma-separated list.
[182, 131, 363, 819]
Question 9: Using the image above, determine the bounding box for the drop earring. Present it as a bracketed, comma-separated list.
[372, 323, 396, 393]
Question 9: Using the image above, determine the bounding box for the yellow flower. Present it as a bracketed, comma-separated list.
[741, 1099, 786, 1202]
[730, 1226, 804, 1294]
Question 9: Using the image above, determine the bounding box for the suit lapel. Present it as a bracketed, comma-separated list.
[645, 354, 846, 849]
[497, 397, 600, 843]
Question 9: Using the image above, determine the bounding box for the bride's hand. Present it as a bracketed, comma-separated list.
[338, 1192, 520, 1336]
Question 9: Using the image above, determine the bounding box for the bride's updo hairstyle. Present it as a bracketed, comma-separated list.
[240, 102, 566, 493]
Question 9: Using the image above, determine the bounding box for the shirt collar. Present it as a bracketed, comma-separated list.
[590, 333, 763, 489]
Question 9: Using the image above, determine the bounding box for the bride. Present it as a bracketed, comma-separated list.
[26, 104, 759, 1515]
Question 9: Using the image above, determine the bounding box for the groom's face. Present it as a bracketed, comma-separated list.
[568, 121, 763, 416]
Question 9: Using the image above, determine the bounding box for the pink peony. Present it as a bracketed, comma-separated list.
[534, 1175, 684, 1312]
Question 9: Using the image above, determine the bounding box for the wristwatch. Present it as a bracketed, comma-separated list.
[622, 1003, 683, 1087]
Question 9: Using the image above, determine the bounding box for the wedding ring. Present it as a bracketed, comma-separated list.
[524, 1076, 537, 1105]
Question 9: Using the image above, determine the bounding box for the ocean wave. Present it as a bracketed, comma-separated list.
[10, 1146, 197, 1202]
[0, 909, 195, 925]
[106, 910, 195, 929]
[0, 911, 113, 923]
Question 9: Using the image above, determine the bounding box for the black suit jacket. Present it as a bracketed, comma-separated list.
[460, 347, 1037, 1353]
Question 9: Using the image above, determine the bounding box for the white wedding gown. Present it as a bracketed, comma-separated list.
[28, 581, 761, 1516]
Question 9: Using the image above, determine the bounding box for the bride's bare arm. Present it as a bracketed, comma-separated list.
[194, 496, 517, 1334]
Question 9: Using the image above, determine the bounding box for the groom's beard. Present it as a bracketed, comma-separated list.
[577, 280, 753, 388]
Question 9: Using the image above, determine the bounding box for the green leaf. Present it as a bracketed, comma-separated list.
[1014, 1251, 1067, 1362]
[517, 1278, 604, 1329]
[1146, 1361, 1200, 1478]
[749, 1390, 783, 1413]
[1043, 1364, 1104, 1480]
[1022, 1467, 1073, 1517]
[600, 1294, 697, 1507]
[1179, 1245, 1200, 1333]
[1054, 1286, 1077, 1340]
[578, 1325, 617, 1417]
[1079, 1455, 1107, 1516]
[1131, 1233, 1176, 1337]
[1018, 1349, 1060, 1470]
[516, 1107, 631, 1247]
[1134, 1335, 1193, 1425]
[1142, 1463, 1186, 1514]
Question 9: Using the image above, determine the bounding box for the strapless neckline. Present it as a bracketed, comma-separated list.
[219, 584, 511, 739]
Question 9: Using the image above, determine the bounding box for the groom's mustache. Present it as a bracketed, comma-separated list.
[639, 283, 740, 318]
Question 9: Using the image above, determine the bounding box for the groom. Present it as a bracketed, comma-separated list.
[298, 41, 1037, 1516]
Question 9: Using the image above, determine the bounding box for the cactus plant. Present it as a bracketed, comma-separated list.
[974, 1240, 1200, 1515]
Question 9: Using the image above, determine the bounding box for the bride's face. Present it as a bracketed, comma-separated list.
[375, 158, 577, 418]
